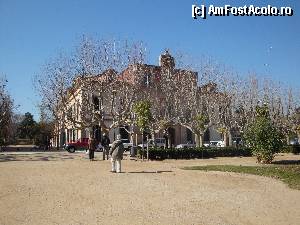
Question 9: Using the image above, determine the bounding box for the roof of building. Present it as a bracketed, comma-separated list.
[69, 51, 198, 91]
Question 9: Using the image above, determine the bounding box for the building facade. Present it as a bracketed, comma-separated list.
[52, 51, 222, 148]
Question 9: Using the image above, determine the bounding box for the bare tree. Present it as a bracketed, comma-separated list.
[72, 37, 146, 135]
[34, 52, 75, 148]
[34, 36, 146, 146]
[35, 37, 300, 151]
[0, 76, 14, 146]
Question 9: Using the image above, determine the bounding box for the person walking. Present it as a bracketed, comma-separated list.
[101, 133, 110, 160]
[109, 134, 124, 173]
[88, 136, 96, 161]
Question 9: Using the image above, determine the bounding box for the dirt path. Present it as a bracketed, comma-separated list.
[0, 152, 299, 225]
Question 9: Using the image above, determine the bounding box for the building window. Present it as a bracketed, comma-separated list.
[186, 128, 193, 142]
[143, 74, 151, 87]
[93, 96, 100, 111]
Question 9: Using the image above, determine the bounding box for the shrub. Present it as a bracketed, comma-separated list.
[280, 145, 292, 153]
[244, 105, 284, 164]
[280, 145, 300, 154]
[137, 147, 252, 160]
[291, 145, 300, 154]
[0, 137, 9, 147]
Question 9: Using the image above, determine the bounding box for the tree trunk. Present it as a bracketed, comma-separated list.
[56, 126, 60, 150]
[56, 135, 59, 150]
[141, 136, 144, 161]
[199, 134, 204, 147]
[224, 132, 229, 147]
[195, 133, 201, 147]
[135, 133, 138, 146]
[286, 135, 290, 145]
[297, 132, 300, 142]
[130, 132, 134, 145]
[228, 132, 233, 147]
[146, 136, 149, 161]
[129, 125, 134, 144]
[151, 131, 155, 143]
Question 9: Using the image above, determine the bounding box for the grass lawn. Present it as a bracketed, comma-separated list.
[183, 164, 300, 190]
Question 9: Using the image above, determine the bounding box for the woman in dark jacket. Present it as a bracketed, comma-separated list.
[101, 133, 110, 160]
[88, 136, 96, 161]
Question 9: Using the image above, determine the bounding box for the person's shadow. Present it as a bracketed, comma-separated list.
[126, 170, 173, 174]
[272, 160, 300, 165]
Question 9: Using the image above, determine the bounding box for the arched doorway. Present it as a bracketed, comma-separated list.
[204, 129, 210, 142]
[60, 131, 66, 147]
[167, 127, 175, 148]
[186, 128, 193, 143]
[119, 126, 129, 139]
[93, 125, 101, 142]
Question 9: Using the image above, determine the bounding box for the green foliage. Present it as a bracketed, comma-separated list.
[133, 100, 152, 132]
[194, 114, 209, 132]
[17, 112, 37, 139]
[281, 145, 300, 154]
[291, 108, 300, 134]
[291, 145, 300, 154]
[158, 119, 170, 130]
[15, 112, 53, 148]
[137, 147, 252, 160]
[34, 121, 54, 148]
[183, 165, 300, 190]
[244, 105, 284, 163]
[217, 127, 227, 134]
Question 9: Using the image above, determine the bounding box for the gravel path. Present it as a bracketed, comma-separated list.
[0, 152, 299, 225]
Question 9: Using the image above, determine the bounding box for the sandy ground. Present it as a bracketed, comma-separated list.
[0, 152, 299, 225]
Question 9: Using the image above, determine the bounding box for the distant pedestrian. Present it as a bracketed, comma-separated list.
[101, 133, 110, 160]
[88, 136, 96, 161]
[109, 134, 124, 173]
[163, 129, 169, 149]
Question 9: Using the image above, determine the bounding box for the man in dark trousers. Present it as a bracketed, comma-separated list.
[163, 129, 169, 149]
[101, 133, 110, 160]
[88, 136, 96, 161]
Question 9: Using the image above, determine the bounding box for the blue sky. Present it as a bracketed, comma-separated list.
[0, 0, 299, 120]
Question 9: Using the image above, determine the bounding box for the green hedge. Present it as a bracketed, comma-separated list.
[280, 145, 300, 154]
[137, 147, 252, 160]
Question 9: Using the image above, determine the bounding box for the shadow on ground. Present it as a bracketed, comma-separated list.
[272, 160, 300, 165]
[0, 154, 77, 162]
[127, 170, 173, 174]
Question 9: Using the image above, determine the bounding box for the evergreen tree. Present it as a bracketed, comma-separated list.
[17, 112, 37, 139]
[244, 105, 284, 163]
